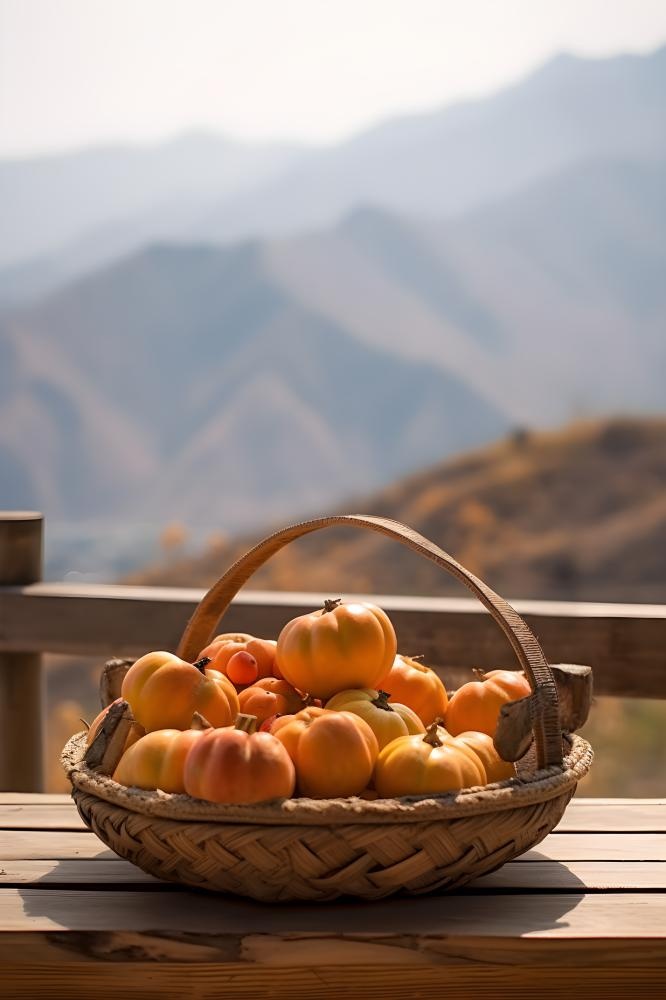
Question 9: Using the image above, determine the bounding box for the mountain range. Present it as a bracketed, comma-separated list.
[2, 45, 664, 302]
[0, 45, 664, 561]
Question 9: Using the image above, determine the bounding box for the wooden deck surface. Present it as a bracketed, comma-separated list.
[1, 794, 665, 998]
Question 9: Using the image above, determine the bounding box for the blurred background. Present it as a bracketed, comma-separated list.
[1, 0, 665, 791]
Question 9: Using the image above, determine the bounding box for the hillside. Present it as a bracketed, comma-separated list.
[0, 243, 506, 527]
[132, 417, 666, 605]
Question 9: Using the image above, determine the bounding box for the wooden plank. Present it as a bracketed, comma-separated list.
[0, 513, 44, 792]
[2, 829, 666, 863]
[0, 805, 86, 830]
[558, 800, 666, 832]
[0, 794, 72, 805]
[1, 859, 664, 892]
[0, 859, 162, 885]
[0, 832, 110, 860]
[2, 889, 666, 945]
[1, 583, 665, 696]
[522, 833, 666, 862]
[2, 961, 665, 1000]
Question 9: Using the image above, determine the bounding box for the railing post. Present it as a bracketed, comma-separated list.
[0, 512, 44, 791]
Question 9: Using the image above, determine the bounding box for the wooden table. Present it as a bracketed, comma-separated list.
[1, 795, 665, 998]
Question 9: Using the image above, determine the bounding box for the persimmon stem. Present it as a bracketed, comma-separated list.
[371, 690, 394, 712]
[193, 656, 211, 674]
[191, 712, 212, 730]
[235, 713, 258, 734]
[423, 722, 443, 748]
[323, 598, 342, 613]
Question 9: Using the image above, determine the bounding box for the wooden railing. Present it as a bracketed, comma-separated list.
[1, 512, 665, 791]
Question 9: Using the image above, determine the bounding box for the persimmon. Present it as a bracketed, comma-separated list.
[199, 634, 280, 682]
[238, 677, 304, 723]
[226, 650, 259, 686]
[374, 722, 487, 798]
[121, 651, 239, 732]
[445, 669, 531, 738]
[271, 706, 378, 798]
[184, 714, 295, 804]
[451, 730, 515, 783]
[113, 727, 205, 793]
[382, 655, 448, 726]
[276, 599, 396, 700]
[325, 688, 424, 749]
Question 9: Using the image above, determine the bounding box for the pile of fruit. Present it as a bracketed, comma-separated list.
[88, 599, 531, 804]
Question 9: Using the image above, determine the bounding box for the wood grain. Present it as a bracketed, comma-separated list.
[0, 513, 43, 792]
[2, 962, 666, 1000]
[0, 805, 87, 830]
[2, 583, 665, 696]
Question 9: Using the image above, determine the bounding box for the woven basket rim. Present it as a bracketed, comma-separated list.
[62, 731, 592, 827]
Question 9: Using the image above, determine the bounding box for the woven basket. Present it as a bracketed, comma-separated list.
[63, 514, 593, 901]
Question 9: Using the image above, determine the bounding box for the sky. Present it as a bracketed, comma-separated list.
[1, 0, 666, 159]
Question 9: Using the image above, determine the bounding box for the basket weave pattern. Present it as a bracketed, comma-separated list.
[66, 733, 590, 901]
[63, 515, 593, 901]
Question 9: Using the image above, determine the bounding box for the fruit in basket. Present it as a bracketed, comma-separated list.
[276, 599, 396, 700]
[374, 722, 487, 797]
[452, 730, 515, 782]
[382, 654, 448, 726]
[121, 651, 239, 731]
[183, 714, 295, 804]
[199, 634, 280, 682]
[238, 677, 305, 723]
[325, 688, 425, 749]
[445, 669, 531, 738]
[225, 650, 260, 686]
[271, 706, 378, 797]
[113, 727, 206, 793]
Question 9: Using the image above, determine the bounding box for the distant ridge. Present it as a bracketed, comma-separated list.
[131, 416, 666, 605]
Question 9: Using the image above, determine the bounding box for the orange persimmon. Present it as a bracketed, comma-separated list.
[113, 727, 205, 793]
[374, 723, 486, 798]
[445, 669, 531, 738]
[325, 688, 425, 749]
[238, 677, 304, 724]
[382, 655, 448, 727]
[276, 599, 396, 700]
[199, 634, 280, 682]
[121, 651, 239, 732]
[271, 706, 378, 798]
[452, 730, 515, 783]
[183, 714, 295, 804]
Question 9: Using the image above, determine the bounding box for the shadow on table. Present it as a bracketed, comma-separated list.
[18, 852, 587, 953]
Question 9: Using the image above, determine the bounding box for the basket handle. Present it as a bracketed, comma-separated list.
[177, 514, 562, 768]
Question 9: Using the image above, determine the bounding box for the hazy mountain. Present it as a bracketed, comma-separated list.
[133, 416, 666, 606]
[193, 46, 666, 245]
[0, 243, 507, 527]
[0, 131, 305, 271]
[267, 156, 666, 424]
[2, 147, 664, 540]
[2, 45, 664, 304]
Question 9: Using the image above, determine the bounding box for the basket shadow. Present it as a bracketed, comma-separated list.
[17, 852, 587, 954]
